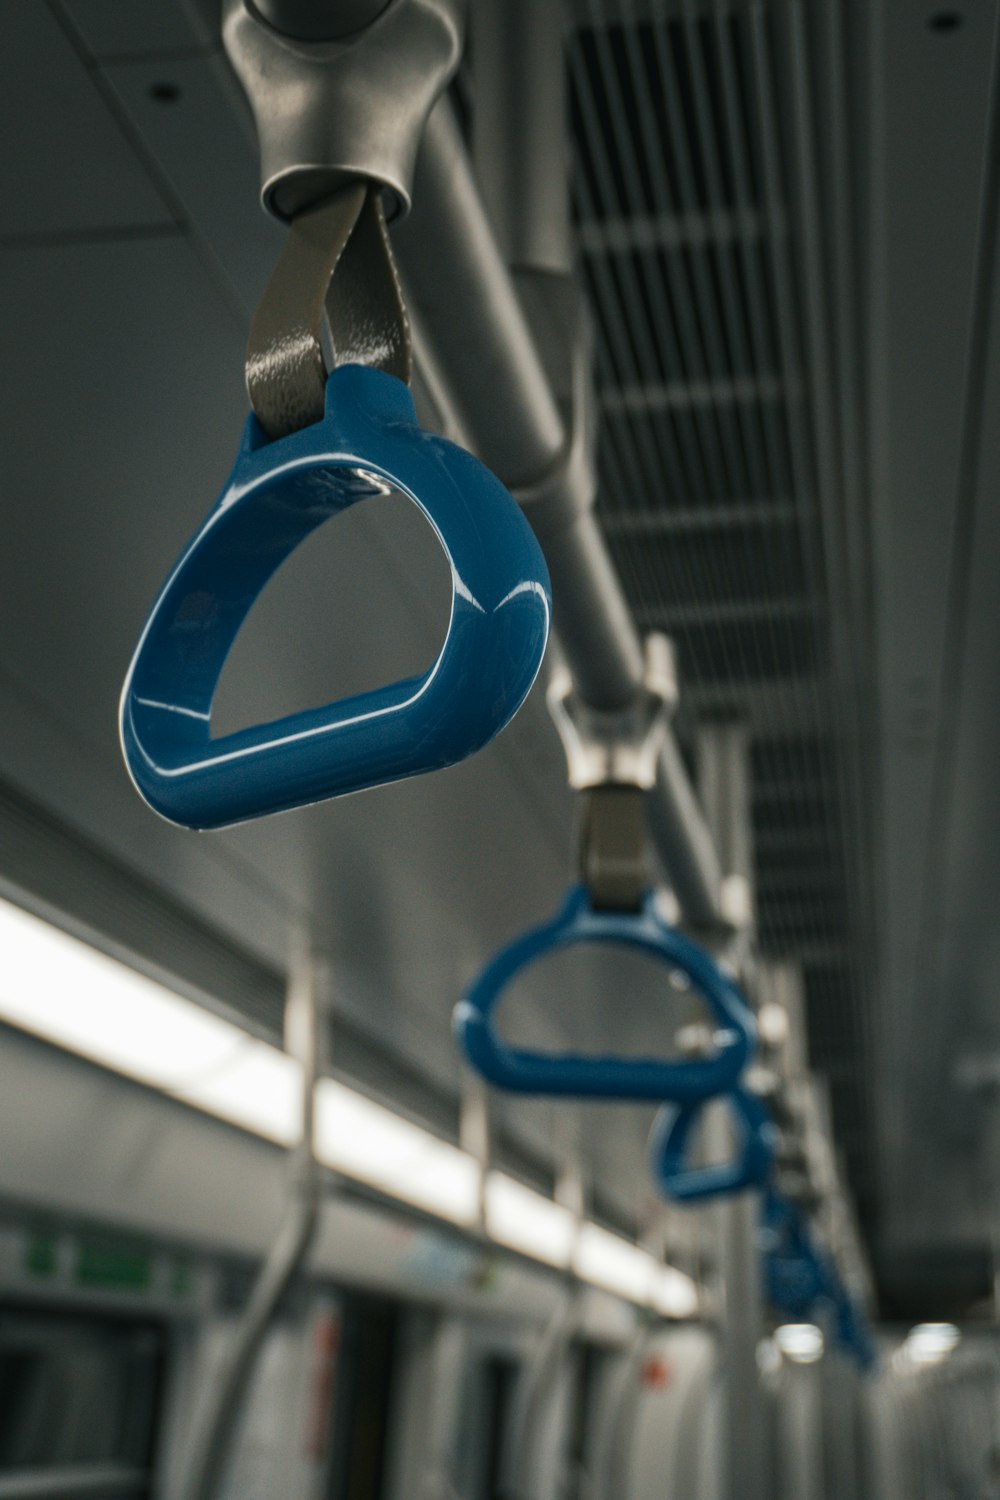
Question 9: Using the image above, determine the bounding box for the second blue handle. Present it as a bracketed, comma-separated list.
[455, 885, 756, 1102]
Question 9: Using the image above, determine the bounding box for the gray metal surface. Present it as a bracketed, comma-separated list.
[222, 0, 463, 218]
[396, 101, 566, 488]
[398, 98, 727, 928]
[472, 0, 572, 275]
[700, 722, 767, 1500]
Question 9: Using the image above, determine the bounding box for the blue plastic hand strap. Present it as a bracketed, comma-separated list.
[761, 1191, 877, 1370]
[650, 1086, 777, 1202]
[120, 365, 551, 828]
[764, 1237, 829, 1318]
[831, 1287, 879, 1372]
[761, 1191, 833, 1314]
[765, 1255, 827, 1318]
[454, 885, 756, 1101]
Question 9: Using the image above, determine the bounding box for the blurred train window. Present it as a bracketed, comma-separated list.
[326, 1296, 400, 1500]
[0, 1303, 164, 1489]
[565, 1342, 602, 1500]
[478, 1354, 518, 1500]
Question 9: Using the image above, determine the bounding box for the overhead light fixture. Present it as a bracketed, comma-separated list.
[0, 893, 699, 1314]
[905, 1322, 961, 1365]
[315, 1079, 480, 1225]
[651, 1264, 700, 1319]
[774, 1322, 824, 1363]
[0, 892, 301, 1136]
[485, 1172, 577, 1268]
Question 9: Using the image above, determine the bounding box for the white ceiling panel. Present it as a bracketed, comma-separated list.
[103, 50, 284, 318]
[54, 0, 215, 59]
[3, 0, 174, 239]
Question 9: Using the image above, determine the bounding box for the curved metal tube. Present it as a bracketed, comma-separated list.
[396, 101, 726, 930]
[185, 950, 322, 1500]
[395, 102, 566, 490]
[501, 1283, 581, 1500]
[600, 1317, 658, 1500]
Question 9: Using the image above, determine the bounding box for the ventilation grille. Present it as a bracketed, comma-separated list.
[568, 1, 877, 1219]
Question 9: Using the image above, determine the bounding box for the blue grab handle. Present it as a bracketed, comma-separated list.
[762, 1205, 829, 1315]
[831, 1287, 879, 1372]
[120, 364, 552, 829]
[762, 1190, 831, 1314]
[454, 885, 757, 1102]
[761, 1191, 877, 1370]
[651, 1086, 777, 1202]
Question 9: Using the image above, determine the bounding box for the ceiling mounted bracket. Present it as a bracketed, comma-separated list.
[223, 0, 465, 222]
[548, 634, 678, 912]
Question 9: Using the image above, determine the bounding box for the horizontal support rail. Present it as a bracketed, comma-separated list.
[397, 99, 727, 930]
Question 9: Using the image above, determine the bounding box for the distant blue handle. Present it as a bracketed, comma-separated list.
[761, 1191, 830, 1314]
[761, 1192, 877, 1370]
[651, 1086, 777, 1202]
[454, 885, 756, 1101]
[831, 1287, 879, 1372]
[120, 364, 551, 828]
[764, 1252, 828, 1317]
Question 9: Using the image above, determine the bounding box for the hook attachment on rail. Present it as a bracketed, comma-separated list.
[455, 633, 752, 1100]
[548, 633, 677, 912]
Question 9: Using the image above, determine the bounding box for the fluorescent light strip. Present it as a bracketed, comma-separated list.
[316, 1080, 481, 1226]
[485, 1171, 578, 1268]
[0, 895, 698, 1315]
[576, 1221, 660, 1302]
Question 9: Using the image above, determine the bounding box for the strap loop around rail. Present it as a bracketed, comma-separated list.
[454, 884, 756, 1102]
[246, 182, 411, 440]
[650, 1086, 777, 1203]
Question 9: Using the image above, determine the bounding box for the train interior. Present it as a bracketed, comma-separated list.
[3, 0, 1000, 1495]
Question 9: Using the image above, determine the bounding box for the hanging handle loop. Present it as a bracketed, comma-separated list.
[120, 364, 551, 829]
[454, 885, 756, 1101]
[761, 1191, 829, 1315]
[121, 181, 550, 829]
[650, 1086, 777, 1202]
[246, 182, 411, 440]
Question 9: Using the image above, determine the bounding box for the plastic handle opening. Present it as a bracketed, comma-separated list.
[120, 365, 551, 828]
